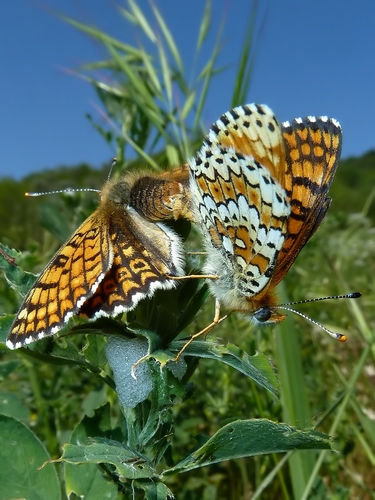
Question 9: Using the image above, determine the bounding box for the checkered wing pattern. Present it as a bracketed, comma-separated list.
[271, 116, 342, 286]
[188, 104, 342, 320]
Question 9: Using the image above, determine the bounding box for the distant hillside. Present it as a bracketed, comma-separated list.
[329, 150, 375, 217]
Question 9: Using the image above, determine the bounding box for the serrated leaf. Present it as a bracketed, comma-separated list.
[65, 405, 121, 499]
[17, 335, 85, 367]
[0, 243, 37, 297]
[134, 479, 174, 499]
[168, 339, 278, 396]
[60, 437, 157, 480]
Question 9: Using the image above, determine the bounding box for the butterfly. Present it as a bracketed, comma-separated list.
[187, 103, 343, 326]
[6, 167, 191, 349]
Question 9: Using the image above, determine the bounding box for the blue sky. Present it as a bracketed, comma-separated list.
[1, 1, 374, 180]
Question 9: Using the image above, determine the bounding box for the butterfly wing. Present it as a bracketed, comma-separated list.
[189, 104, 290, 307]
[79, 207, 184, 318]
[205, 103, 286, 186]
[7, 210, 113, 349]
[270, 116, 342, 287]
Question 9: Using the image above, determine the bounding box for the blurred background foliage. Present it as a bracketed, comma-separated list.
[0, 1, 374, 498]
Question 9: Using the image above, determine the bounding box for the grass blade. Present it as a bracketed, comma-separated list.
[151, 2, 183, 74]
[197, 0, 212, 50]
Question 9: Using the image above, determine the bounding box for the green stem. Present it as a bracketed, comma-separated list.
[301, 343, 371, 499]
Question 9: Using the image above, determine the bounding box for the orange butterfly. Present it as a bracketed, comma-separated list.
[187, 103, 348, 328]
[6, 168, 190, 349]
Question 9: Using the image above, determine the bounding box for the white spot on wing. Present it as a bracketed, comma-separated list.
[6, 340, 16, 350]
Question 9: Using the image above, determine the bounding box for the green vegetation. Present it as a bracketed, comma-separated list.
[0, 2, 374, 498]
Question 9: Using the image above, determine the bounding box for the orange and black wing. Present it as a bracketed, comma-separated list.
[270, 116, 342, 287]
[204, 103, 286, 186]
[7, 210, 113, 349]
[79, 208, 184, 318]
[189, 104, 290, 299]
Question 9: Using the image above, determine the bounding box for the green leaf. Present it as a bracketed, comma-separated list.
[164, 419, 333, 475]
[355, 404, 375, 449]
[65, 405, 120, 499]
[103, 43, 158, 115]
[134, 479, 174, 499]
[0, 243, 37, 297]
[193, 23, 223, 131]
[0, 415, 61, 500]
[0, 359, 21, 378]
[139, 48, 162, 94]
[67, 464, 118, 500]
[180, 91, 196, 120]
[82, 387, 108, 418]
[0, 314, 14, 344]
[168, 339, 279, 397]
[0, 392, 28, 420]
[137, 363, 184, 457]
[165, 144, 180, 167]
[60, 437, 158, 480]
[83, 334, 108, 368]
[17, 335, 85, 367]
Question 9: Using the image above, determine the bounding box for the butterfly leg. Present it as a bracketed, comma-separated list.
[0, 247, 17, 266]
[174, 299, 230, 361]
[131, 351, 152, 380]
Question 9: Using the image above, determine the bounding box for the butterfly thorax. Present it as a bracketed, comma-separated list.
[102, 179, 133, 207]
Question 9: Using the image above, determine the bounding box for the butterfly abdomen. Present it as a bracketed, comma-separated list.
[129, 174, 192, 222]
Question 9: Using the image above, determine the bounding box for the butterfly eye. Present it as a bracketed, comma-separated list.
[254, 307, 272, 323]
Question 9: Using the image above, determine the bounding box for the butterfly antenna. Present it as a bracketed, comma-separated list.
[25, 188, 101, 197]
[274, 292, 361, 342]
[26, 158, 118, 197]
[107, 157, 117, 181]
